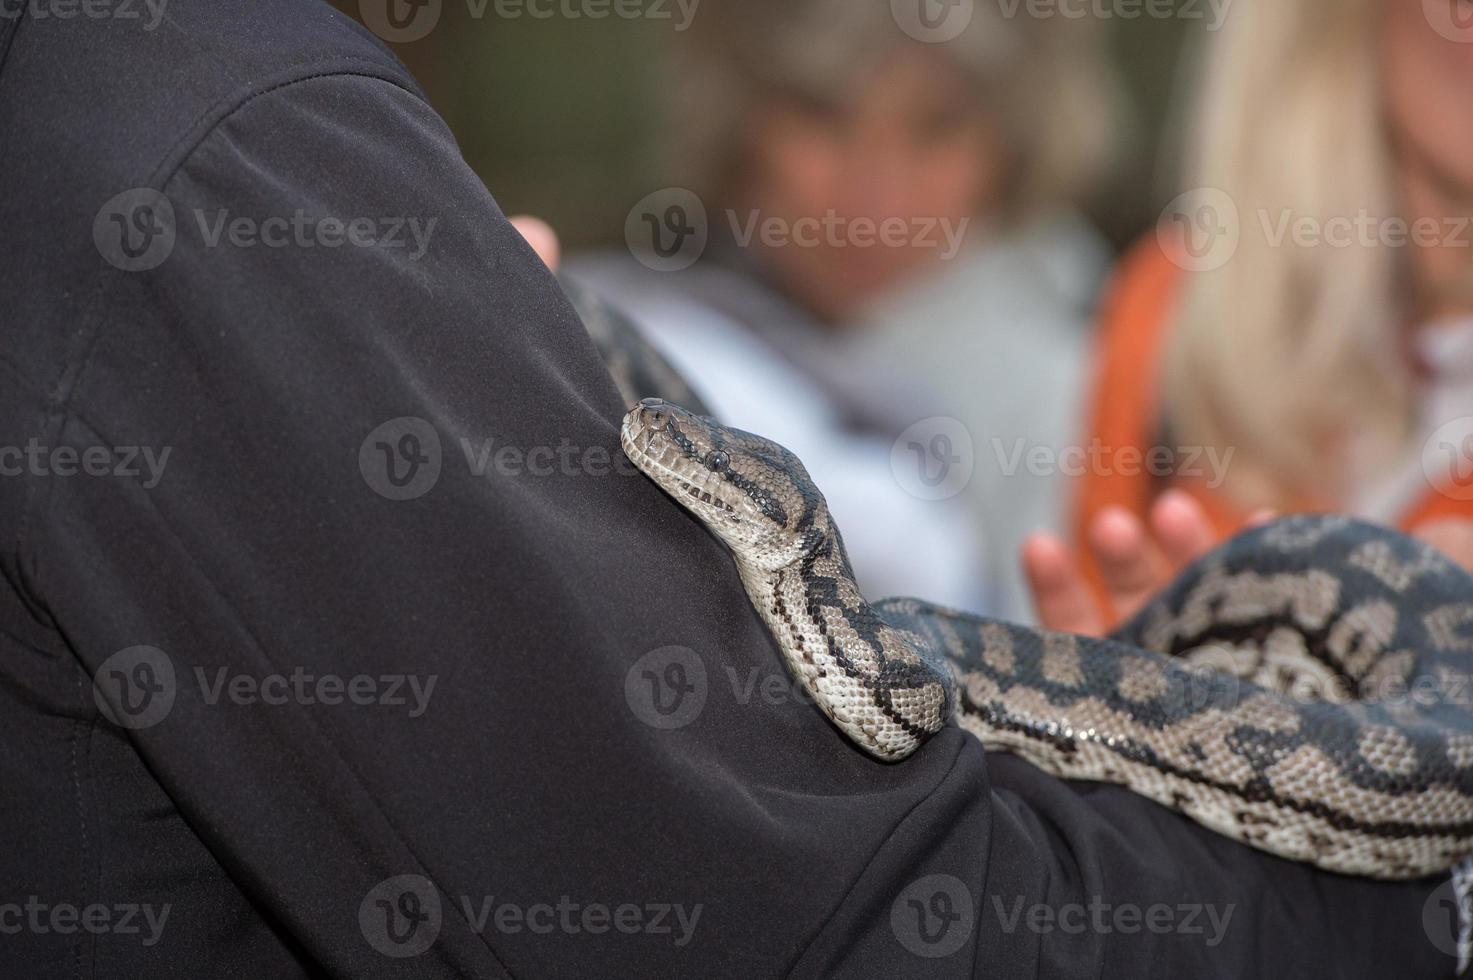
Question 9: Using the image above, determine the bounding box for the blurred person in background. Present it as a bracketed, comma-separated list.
[1024, 0, 1473, 635]
[571, 0, 1122, 619]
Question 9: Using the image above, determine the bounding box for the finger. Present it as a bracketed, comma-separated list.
[1088, 506, 1167, 623]
[509, 215, 561, 272]
[1150, 490, 1216, 570]
[1022, 533, 1106, 637]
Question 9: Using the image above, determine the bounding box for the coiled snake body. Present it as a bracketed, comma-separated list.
[622, 399, 1473, 879]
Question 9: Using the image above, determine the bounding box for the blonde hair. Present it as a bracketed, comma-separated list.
[1163, 0, 1411, 509]
[666, 0, 1122, 219]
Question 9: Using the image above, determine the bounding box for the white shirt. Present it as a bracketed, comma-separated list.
[605, 288, 993, 612]
[1353, 317, 1473, 523]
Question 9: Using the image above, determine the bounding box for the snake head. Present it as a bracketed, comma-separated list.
[621, 399, 829, 570]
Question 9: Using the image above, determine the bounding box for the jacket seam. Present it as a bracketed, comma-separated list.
[14, 64, 427, 613]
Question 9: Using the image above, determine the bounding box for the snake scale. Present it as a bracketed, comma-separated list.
[620, 397, 1473, 880]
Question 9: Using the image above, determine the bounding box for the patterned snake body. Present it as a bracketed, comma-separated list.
[622, 399, 1473, 879]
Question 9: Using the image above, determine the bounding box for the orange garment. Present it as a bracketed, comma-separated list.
[1075, 237, 1471, 611]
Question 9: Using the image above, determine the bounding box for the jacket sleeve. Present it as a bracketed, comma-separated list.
[6, 61, 1455, 980]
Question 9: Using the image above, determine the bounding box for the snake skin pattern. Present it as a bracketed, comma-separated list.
[562, 275, 712, 417]
[622, 399, 1473, 879]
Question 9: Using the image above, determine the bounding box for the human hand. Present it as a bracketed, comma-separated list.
[509, 214, 561, 271]
[1021, 491, 1265, 637]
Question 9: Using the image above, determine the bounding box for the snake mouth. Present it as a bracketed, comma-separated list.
[621, 427, 738, 515]
[674, 477, 739, 514]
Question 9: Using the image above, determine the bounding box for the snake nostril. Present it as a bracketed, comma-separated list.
[641, 397, 669, 429]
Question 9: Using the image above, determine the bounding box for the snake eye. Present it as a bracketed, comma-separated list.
[709, 450, 730, 472]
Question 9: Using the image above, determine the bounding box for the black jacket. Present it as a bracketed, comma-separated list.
[0, 1, 1457, 976]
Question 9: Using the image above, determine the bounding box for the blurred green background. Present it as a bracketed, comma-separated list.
[329, 0, 1209, 253]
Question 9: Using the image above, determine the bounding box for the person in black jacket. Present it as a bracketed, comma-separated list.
[0, 1, 1460, 976]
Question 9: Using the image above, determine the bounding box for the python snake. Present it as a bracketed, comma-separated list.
[621, 398, 1473, 880]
